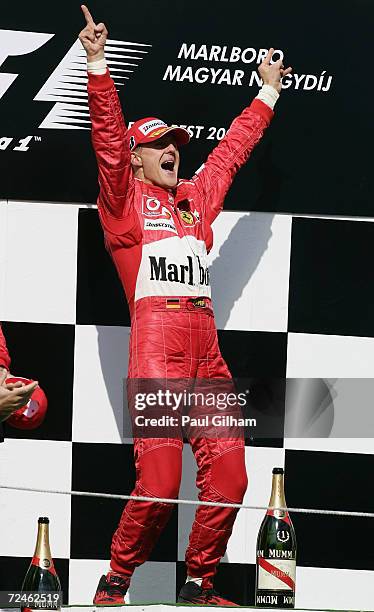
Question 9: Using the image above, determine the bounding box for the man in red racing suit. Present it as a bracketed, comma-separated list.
[80, 4, 291, 606]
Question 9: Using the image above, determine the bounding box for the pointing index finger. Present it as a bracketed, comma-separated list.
[263, 47, 274, 65]
[81, 4, 95, 26]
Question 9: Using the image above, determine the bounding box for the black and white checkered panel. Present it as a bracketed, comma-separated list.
[284, 215, 374, 611]
[1, 200, 374, 610]
[0, 200, 77, 605]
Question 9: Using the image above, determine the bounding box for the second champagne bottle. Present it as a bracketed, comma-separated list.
[21, 517, 61, 612]
[255, 467, 297, 609]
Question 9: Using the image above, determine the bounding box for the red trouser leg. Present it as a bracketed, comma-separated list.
[111, 438, 183, 575]
[185, 437, 248, 579]
[111, 298, 187, 575]
[185, 340, 248, 579]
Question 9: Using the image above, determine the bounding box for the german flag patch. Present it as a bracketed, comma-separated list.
[166, 298, 181, 309]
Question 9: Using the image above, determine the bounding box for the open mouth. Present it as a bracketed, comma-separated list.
[161, 159, 175, 173]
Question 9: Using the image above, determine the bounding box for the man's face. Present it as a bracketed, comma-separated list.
[132, 134, 180, 189]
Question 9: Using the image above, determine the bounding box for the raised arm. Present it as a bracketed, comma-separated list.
[79, 5, 134, 219]
[192, 49, 292, 224]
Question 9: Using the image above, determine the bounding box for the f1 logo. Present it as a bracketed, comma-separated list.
[0, 29, 54, 99]
[0, 29, 150, 131]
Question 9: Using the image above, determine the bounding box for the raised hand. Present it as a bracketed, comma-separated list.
[79, 5, 108, 61]
[258, 48, 292, 94]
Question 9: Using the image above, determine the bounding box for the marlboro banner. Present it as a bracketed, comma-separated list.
[0, 0, 372, 216]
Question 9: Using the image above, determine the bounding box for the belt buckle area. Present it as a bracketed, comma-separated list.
[189, 297, 208, 310]
[151, 297, 211, 312]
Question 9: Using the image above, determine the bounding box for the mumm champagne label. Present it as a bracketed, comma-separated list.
[256, 594, 295, 607]
[257, 556, 296, 590]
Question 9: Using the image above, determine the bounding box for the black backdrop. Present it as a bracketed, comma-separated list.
[0, 0, 372, 215]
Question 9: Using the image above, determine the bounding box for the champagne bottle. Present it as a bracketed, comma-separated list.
[21, 517, 61, 612]
[255, 468, 296, 609]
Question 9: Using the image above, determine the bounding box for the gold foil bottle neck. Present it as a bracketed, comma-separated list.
[33, 520, 52, 562]
[268, 469, 287, 518]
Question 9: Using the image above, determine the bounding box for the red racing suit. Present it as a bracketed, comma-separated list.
[88, 69, 273, 580]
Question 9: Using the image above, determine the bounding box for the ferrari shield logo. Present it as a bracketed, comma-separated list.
[180, 211, 194, 225]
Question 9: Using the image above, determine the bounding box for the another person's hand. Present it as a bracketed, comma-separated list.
[0, 373, 38, 422]
[258, 48, 292, 94]
[0, 367, 8, 386]
[79, 5, 108, 62]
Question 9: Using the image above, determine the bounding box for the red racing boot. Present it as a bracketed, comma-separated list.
[93, 572, 131, 605]
[177, 578, 239, 606]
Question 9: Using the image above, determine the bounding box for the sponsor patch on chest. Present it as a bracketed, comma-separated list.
[144, 218, 177, 233]
[149, 254, 210, 287]
[142, 195, 171, 218]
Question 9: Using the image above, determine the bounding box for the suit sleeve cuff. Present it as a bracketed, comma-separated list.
[249, 98, 274, 125]
[87, 69, 114, 92]
[255, 84, 279, 110]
